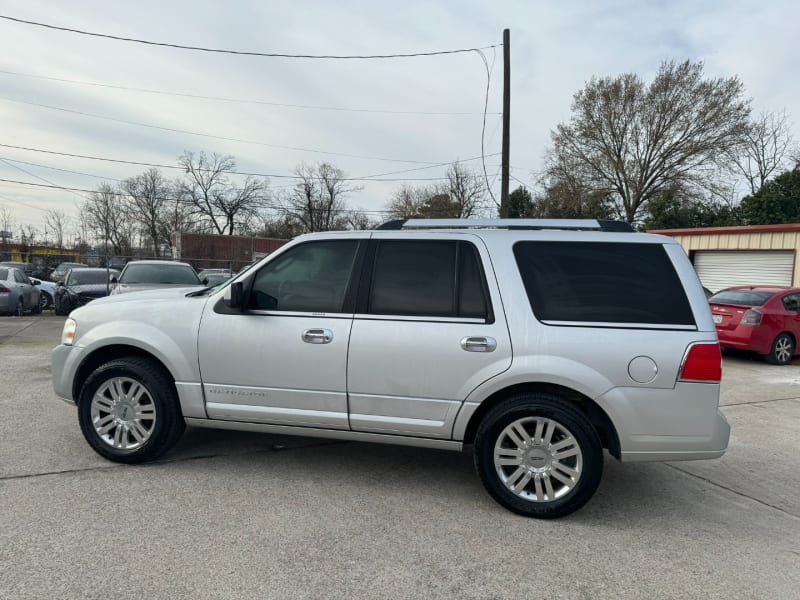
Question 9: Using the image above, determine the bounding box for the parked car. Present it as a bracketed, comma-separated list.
[0, 266, 41, 315]
[110, 260, 203, 295]
[54, 268, 119, 316]
[52, 218, 728, 518]
[0, 261, 35, 278]
[50, 262, 88, 284]
[709, 285, 800, 365]
[30, 277, 58, 310]
[107, 256, 127, 270]
[198, 269, 235, 287]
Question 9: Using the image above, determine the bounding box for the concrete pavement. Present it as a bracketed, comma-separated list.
[0, 316, 798, 599]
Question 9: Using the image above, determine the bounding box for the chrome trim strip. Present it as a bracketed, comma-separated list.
[541, 320, 698, 331]
[353, 314, 486, 324]
[184, 418, 463, 451]
[246, 310, 353, 319]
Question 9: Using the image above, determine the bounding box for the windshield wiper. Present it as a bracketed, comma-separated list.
[185, 286, 216, 297]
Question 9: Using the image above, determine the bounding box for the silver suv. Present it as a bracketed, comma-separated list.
[52, 219, 729, 518]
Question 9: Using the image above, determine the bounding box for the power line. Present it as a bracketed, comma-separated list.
[0, 157, 90, 203]
[0, 142, 499, 182]
[0, 96, 459, 165]
[0, 15, 498, 60]
[0, 191, 46, 212]
[0, 69, 499, 116]
[0, 156, 121, 181]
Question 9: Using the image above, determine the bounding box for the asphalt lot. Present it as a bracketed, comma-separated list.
[1, 315, 798, 599]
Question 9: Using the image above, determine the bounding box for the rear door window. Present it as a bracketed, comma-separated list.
[367, 240, 490, 320]
[709, 290, 775, 306]
[513, 241, 695, 326]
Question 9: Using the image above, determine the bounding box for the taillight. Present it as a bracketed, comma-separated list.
[741, 309, 762, 325]
[679, 342, 722, 382]
[0, 285, 10, 293]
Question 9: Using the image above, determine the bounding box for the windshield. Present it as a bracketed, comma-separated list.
[67, 270, 113, 285]
[120, 264, 200, 285]
[709, 290, 775, 306]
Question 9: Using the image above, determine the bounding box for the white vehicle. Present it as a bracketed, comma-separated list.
[52, 219, 729, 518]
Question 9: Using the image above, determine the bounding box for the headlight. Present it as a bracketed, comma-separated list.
[61, 318, 76, 346]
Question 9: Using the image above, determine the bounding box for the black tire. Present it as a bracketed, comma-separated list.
[39, 291, 52, 311]
[77, 357, 185, 463]
[766, 332, 795, 365]
[54, 296, 71, 316]
[474, 393, 603, 519]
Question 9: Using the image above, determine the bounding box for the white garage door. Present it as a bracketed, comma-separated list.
[693, 250, 794, 293]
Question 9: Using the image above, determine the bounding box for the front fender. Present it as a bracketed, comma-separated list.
[75, 321, 200, 383]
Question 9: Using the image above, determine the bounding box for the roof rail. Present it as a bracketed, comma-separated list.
[375, 218, 634, 232]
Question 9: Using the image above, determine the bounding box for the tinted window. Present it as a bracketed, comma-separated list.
[13, 270, 27, 284]
[708, 290, 775, 307]
[120, 264, 200, 285]
[368, 240, 490, 319]
[782, 294, 800, 312]
[249, 240, 359, 312]
[514, 242, 695, 325]
[68, 270, 113, 285]
[0, 268, 8, 280]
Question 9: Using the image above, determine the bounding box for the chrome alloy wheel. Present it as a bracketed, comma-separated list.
[90, 377, 157, 451]
[493, 417, 583, 502]
[775, 336, 793, 363]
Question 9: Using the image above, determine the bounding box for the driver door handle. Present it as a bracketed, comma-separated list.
[460, 336, 497, 352]
[302, 329, 333, 344]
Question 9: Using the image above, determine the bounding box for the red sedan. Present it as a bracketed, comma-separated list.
[709, 286, 800, 365]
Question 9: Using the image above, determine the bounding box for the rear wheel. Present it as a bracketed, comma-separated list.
[77, 357, 185, 463]
[474, 393, 603, 518]
[766, 333, 794, 365]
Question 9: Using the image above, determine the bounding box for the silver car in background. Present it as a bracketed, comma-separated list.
[0, 267, 41, 315]
[111, 260, 204, 295]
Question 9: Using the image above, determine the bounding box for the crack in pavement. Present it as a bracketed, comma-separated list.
[722, 396, 800, 408]
[0, 439, 350, 482]
[664, 463, 799, 520]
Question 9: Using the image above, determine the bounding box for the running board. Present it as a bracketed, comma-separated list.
[184, 418, 464, 452]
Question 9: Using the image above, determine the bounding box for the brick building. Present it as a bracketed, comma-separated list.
[171, 232, 288, 271]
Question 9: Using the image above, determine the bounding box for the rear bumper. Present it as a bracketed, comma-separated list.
[619, 411, 729, 462]
[595, 382, 730, 463]
[717, 325, 771, 355]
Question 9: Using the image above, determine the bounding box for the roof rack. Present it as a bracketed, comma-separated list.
[375, 218, 634, 232]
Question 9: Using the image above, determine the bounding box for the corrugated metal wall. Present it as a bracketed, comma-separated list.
[670, 232, 800, 287]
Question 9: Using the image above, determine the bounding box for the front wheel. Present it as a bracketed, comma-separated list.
[39, 291, 52, 310]
[78, 357, 185, 463]
[766, 333, 795, 365]
[474, 393, 603, 518]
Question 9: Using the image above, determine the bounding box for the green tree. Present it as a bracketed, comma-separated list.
[739, 168, 800, 224]
[642, 191, 742, 230]
[508, 186, 533, 218]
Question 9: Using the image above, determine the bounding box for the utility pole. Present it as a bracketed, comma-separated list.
[500, 28, 511, 217]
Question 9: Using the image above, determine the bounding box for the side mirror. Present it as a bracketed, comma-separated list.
[32, 280, 40, 286]
[224, 281, 244, 311]
[57, 281, 64, 287]
[202, 278, 209, 286]
[110, 276, 118, 284]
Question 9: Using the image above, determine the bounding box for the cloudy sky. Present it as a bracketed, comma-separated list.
[0, 0, 798, 234]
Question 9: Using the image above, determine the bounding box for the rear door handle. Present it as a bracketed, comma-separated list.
[461, 336, 497, 352]
[302, 329, 333, 344]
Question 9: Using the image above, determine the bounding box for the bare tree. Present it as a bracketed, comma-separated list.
[730, 110, 797, 194]
[387, 162, 487, 220]
[43, 208, 68, 249]
[283, 163, 361, 232]
[549, 60, 750, 223]
[0, 207, 14, 258]
[121, 168, 172, 256]
[83, 183, 130, 255]
[177, 151, 268, 235]
[446, 162, 487, 217]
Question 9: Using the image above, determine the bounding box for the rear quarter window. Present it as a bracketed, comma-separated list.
[513, 241, 695, 326]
